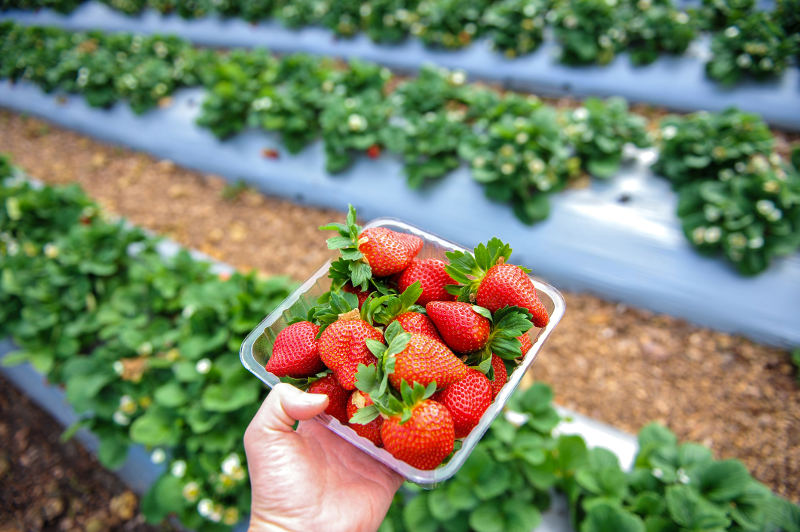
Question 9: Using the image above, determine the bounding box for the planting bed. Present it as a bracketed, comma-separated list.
[1, 112, 797, 503]
[2, 1, 799, 129]
[1, 82, 798, 349]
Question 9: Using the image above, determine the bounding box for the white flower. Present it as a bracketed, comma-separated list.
[677, 468, 690, 484]
[465, 23, 477, 35]
[321, 80, 334, 93]
[449, 70, 466, 86]
[728, 233, 747, 248]
[523, 4, 537, 16]
[151, 449, 166, 464]
[734, 161, 747, 173]
[637, 0, 651, 9]
[756, 199, 775, 216]
[515, 132, 529, 145]
[122, 73, 137, 90]
[119, 395, 137, 414]
[424, 111, 437, 122]
[606, 0, 617, 6]
[209, 504, 223, 523]
[182, 481, 200, 502]
[501, 163, 515, 175]
[704, 205, 721, 222]
[43, 243, 59, 259]
[347, 114, 367, 132]
[137, 342, 153, 356]
[719, 168, 734, 181]
[704, 226, 721, 243]
[652, 467, 664, 479]
[182, 304, 196, 318]
[474, 156, 486, 168]
[762, 180, 779, 193]
[112, 411, 130, 426]
[395, 8, 409, 21]
[748, 236, 764, 249]
[736, 54, 752, 68]
[171, 460, 187, 478]
[5, 197, 21, 220]
[196, 358, 212, 374]
[527, 159, 545, 174]
[724, 26, 740, 39]
[198, 499, 214, 518]
[153, 41, 168, 58]
[766, 209, 783, 222]
[113, 361, 124, 375]
[382, 13, 395, 26]
[564, 15, 578, 28]
[221, 454, 241, 475]
[675, 12, 689, 24]
[344, 98, 356, 109]
[251, 96, 273, 111]
[359, 3, 371, 16]
[692, 226, 706, 244]
[662, 125, 678, 140]
[759, 57, 774, 70]
[573, 107, 588, 121]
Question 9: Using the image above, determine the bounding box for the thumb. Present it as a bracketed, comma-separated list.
[248, 383, 329, 435]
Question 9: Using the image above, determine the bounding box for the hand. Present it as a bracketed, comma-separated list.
[244, 383, 403, 532]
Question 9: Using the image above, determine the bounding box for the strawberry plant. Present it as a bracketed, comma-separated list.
[551, 0, 627, 65]
[100, 0, 147, 15]
[319, 0, 363, 37]
[459, 95, 578, 224]
[695, 0, 755, 30]
[360, 0, 419, 43]
[653, 108, 774, 188]
[706, 12, 794, 85]
[676, 154, 800, 275]
[483, 0, 549, 58]
[774, 0, 800, 59]
[623, 0, 696, 66]
[413, 0, 492, 49]
[564, 97, 651, 179]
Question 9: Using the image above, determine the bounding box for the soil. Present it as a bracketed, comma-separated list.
[0, 373, 159, 532]
[0, 110, 798, 505]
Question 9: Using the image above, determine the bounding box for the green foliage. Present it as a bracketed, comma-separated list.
[483, 0, 548, 57]
[695, 0, 755, 30]
[564, 97, 651, 179]
[460, 95, 578, 224]
[623, 0, 696, 66]
[414, 0, 492, 49]
[0, 162, 295, 531]
[551, 0, 626, 65]
[653, 108, 774, 188]
[706, 12, 794, 85]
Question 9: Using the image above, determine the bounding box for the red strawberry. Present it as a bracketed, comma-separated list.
[265, 321, 325, 378]
[366, 144, 381, 159]
[318, 312, 383, 390]
[425, 301, 491, 353]
[346, 390, 382, 447]
[261, 148, 280, 159]
[396, 259, 457, 306]
[358, 227, 423, 277]
[518, 333, 533, 356]
[476, 260, 549, 328]
[308, 374, 349, 424]
[391, 311, 443, 342]
[342, 283, 372, 309]
[438, 370, 493, 438]
[488, 354, 507, 397]
[381, 399, 454, 470]
[389, 333, 469, 390]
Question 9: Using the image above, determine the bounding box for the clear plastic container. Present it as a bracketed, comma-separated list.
[240, 218, 566, 486]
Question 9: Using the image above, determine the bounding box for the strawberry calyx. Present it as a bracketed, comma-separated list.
[278, 369, 331, 389]
[361, 281, 425, 326]
[320, 204, 373, 291]
[444, 237, 530, 301]
[463, 305, 533, 378]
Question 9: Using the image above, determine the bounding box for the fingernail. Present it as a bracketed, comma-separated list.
[297, 393, 327, 406]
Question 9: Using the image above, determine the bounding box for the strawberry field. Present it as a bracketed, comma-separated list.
[0, 1, 799, 531]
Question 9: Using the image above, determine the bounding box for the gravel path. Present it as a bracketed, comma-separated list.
[0, 109, 797, 502]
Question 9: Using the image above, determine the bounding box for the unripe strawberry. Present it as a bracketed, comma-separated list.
[308, 374, 349, 424]
[265, 321, 325, 378]
[346, 390, 382, 447]
[396, 259, 456, 306]
[425, 301, 491, 353]
[381, 399, 454, 470]
[318, 313, 383, 390]
[438, 370, 493, 438]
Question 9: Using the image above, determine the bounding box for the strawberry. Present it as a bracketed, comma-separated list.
[477, 260, 549, 328]
[518, 333, 532, 356]
[321, 206, 423, 291]
[366, 144, 381, 159]
[381, 398, 454, 470]
[342, 283, 372, 309]
[392, 311, 443, 342]
[445, 238, 549, 328]
[318, 310, 383, 390]
[396, 258, 457, 306]
[389, 332, 469, 390]
[264, 321, 325, 378]
[488, 354, 507, 397]
[437, 369, 493, 438]
[358, 227, 423, 277]
[346, 390, 382, 446]
[425, 301, 491, 353]
[308, 374, 349, 424]
[261, 148, 280, 159]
